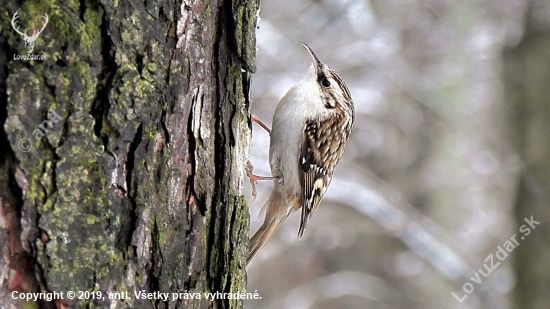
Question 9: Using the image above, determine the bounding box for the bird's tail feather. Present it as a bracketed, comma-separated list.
[247, 190, 286, 265]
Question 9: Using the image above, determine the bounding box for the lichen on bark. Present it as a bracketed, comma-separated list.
[1, 0, 258, 308]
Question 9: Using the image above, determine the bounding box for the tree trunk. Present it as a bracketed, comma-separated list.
[504, 2, 550, 308]
[1, 0, 258, 308]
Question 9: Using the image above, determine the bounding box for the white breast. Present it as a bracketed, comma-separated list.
[269, 66, 331, 197]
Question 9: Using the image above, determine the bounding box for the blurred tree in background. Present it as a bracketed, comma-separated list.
[505, 1, 550, 307]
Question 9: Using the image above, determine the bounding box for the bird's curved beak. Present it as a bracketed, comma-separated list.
[300, 42, 322, 76]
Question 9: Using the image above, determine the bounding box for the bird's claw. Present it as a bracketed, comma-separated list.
[246, 160, 278, 203]
[251, 114, 271, 134]
[246, 160, 259, 202]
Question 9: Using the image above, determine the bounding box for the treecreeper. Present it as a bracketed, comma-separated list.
[247, 42, 355, 265]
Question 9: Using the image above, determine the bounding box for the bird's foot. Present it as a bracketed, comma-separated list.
[251, 114, 271, 134]
[246, 160, 277, 202]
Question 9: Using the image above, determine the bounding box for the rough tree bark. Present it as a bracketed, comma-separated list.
[0, 0, 258, 308]
[504, 1, 550, 308]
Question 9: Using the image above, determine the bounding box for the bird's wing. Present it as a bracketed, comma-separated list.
[298, 119, 332, 238]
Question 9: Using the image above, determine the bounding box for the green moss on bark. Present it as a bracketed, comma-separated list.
[3, 0, 257, 308]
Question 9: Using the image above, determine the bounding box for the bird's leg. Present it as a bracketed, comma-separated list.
[248, 114, 274, 201]
[246, 160, 278, 202]
[252, 114, 271, 134]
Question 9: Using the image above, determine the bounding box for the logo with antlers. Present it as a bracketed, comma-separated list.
[11, 10, 49, 54]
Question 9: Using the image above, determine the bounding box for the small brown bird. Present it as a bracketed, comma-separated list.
[248, 42, 355, 265]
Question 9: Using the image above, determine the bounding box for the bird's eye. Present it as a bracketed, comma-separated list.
[321, 78, 331, 88]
